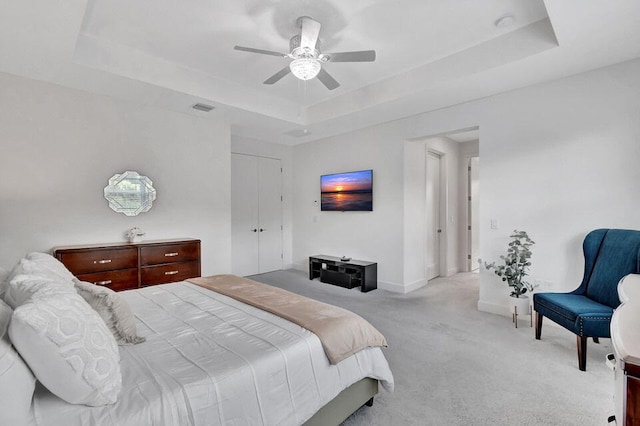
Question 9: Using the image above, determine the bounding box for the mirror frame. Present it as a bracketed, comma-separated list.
[104, 171, 156, 216]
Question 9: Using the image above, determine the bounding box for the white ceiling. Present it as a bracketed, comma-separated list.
[1, 1, 640, 145]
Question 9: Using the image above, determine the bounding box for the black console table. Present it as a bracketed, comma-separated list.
[309, 255, 377, 292]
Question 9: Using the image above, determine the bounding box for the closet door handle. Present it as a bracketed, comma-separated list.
[252, 228, 258, 232]
[259, 228, 265, 232]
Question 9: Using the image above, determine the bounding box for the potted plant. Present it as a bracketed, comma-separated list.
[483, 230, 535, 318]
[125, 227, 146, 243]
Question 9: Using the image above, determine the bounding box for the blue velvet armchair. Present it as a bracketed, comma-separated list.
[533, 229, 640, 371]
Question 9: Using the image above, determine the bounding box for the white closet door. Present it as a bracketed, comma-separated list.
[231, 154, 282, 276]
[231, 154, 259, 276]
[257, 157, 282, 273]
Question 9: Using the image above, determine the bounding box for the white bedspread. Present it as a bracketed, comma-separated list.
[30, 282, 394, 426]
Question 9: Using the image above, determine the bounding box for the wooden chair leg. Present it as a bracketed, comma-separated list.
[535, 311, 543, 340]
[577, 335, 587, 371]
[593, 337, 600, 344]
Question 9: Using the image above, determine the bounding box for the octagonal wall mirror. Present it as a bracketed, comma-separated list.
[104, 171, 156, 216]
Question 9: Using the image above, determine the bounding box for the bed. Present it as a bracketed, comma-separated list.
[0, 254, 393, 426]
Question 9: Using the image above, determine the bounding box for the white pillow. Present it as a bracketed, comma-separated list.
[0, 299, 36, 425]
[2, 252, 75, 304]
[0, 267, 8, 299]
[21, 252, 76, 284]
[74, 279, 145, 345]
[4, 274, 74, 309]
[9, 281, 122, 406]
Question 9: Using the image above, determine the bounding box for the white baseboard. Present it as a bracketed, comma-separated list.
[377, 280, 403, 293]
[445, 267, 458, 277]
[477, 300, 510, 317]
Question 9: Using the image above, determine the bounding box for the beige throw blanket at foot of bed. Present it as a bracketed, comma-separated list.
[187, 274, 387, 364]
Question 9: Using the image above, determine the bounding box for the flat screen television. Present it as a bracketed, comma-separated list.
[321, 169, 373, 211]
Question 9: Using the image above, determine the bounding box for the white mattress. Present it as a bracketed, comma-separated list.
[30, 281, 394, 426]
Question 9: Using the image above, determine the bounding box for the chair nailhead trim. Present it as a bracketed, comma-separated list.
[578, 317, 611, 335]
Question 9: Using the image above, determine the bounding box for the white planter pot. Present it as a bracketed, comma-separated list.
[509, 295, 531, 315]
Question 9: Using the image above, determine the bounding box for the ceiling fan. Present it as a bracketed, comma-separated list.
[234, 16, 376, 90]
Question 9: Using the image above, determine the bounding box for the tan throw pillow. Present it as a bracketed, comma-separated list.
[73, 279, 145, 345]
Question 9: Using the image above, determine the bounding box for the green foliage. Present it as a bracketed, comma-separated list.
[484, 230, 535, 298]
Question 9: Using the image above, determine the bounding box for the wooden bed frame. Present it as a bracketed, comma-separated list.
[304, 378, 378, 426]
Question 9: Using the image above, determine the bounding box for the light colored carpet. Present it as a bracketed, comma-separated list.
[250, 269, 614, 426]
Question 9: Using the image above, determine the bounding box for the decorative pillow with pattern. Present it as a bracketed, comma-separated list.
[8, 278, 121, 406]
[0, 299, 36, 425]
[74, 279, 145, 345]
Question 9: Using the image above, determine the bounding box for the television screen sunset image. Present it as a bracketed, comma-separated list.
[321, 170, 373, 211]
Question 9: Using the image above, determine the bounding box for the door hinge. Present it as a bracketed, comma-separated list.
[281, 253, 283, 259]
[281, 195, 283, 202]
[468, 225, 472, 231]
[468, 166, 471, 171]
[468, 195, 472, 201]
[281, 168, 283, 173]
[468, 254, 471, 260]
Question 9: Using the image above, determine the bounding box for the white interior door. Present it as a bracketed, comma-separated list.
[257, 157, 282, 273]
[469, 156, 480, 271]
[231, 154, 282, 276]
[231, 154, 259, 276]
[426, 151, 441, 280]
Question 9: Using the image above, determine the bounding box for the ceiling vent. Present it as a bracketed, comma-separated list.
[192, 103, 215, 112]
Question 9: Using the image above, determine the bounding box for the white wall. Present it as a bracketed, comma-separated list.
[402, 140, 427, 292]
[0, 72, 231, 275]
[292, 123, 406, 291]
[292, 58, 640, 314]
[231, 136, 293, 269]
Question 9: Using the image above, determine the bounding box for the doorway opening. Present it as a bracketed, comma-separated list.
[468, 156, 480, 271]
[426, 150, 444, 280]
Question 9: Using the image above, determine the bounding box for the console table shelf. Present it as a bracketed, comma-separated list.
[309, 255, 377, 292]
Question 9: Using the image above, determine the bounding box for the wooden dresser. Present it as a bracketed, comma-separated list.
[53, 238, 201, 291]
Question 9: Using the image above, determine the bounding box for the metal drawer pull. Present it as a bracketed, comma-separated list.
[165, 270, 179, 275]
[164, 252, 179, 257]
[94, 259, 112, 264]
[94, 280, 112, 286]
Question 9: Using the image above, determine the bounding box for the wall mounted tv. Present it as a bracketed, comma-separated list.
[321, 169, 373, 211]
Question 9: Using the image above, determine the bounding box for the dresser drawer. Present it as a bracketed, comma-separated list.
[140, 242, 200, 266]
[141, 261, 200, 286]
[76, 268, 138, 292]
[58, 247, 138, 275]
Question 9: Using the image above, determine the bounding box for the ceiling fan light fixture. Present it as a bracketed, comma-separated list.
[289, 58, 321, 81]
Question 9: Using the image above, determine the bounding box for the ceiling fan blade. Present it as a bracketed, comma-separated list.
[299, 16, 321, 50]
[325, 50, 376, 62]
[317, 68, 340, 90]
[263, 66, 291, 85]
[234, 45, 287, 57]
